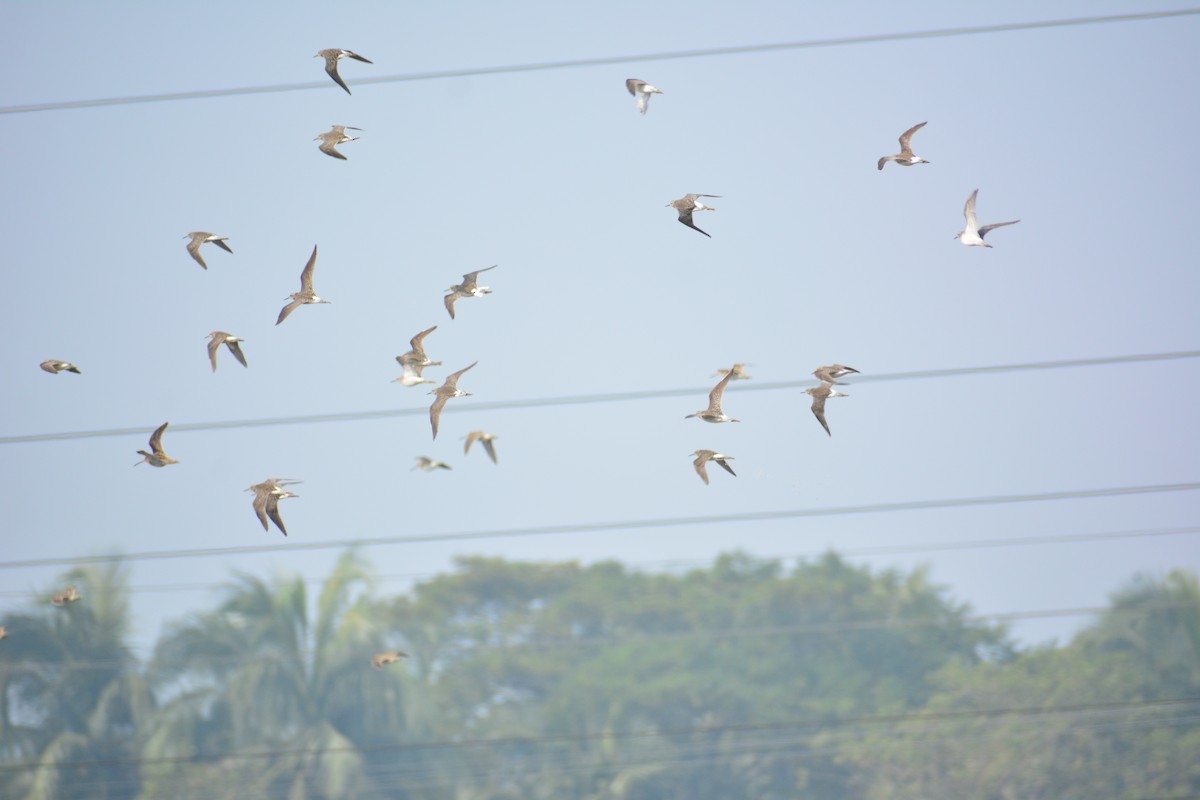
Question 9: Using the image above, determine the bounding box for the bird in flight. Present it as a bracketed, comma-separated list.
[277, 245, 331, 325]
[315, 48, 373, 95]
[804, 382, 848, 436]
[371, 651, 408, 670]
[413, 456, 452, 472]
[691, 450, 736, 485]
[955, 189, 1019, 247]
[877, 121, 930, 170]
[464, 431, 499, 464]
[247, 478, 301, 536]
[40, 360, 81, 375]
[714, 363, 753, 381]
[206, 331, 248, 372]
[314, 125, 362, 160]
[444, 266, 497, 320]
[667, 194, 720, 238]
[51, 585, 82, 607]
[686, 368, 740, 423]
[429, 362, 478, 439]
[812, 364, 858, 385]
[625, 78, 664, 114]
[135, 422, 178, 467]
[184, 232, 233, 270]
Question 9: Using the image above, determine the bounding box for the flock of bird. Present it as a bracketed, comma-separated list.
[26, 49, 1023, 668]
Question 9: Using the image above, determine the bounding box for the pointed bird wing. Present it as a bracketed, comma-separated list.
[444, 361, 477, 389]
[461, 265, 497, 290]
[482, 436, 498, 464]
[809, 394, 831, 436]
[429, 396, 449, 439]
[677, 209, 711, 238]
[898, 121, 926, 153]
[464, 430, 480, 454]
[299, 245, 318, 292]
[625, 78, 643, 96]
[443, 291, 460, 319]
[707, 370, 735, 410]
[714, 457, 737, 477]
[693, 455, 710, 485]
[410, 325, 437, 356]
[276, 299, 303, 326]
[186, 236, 208, 269]
[211, 237, 233, 254]
[264, 494, 288, 536]
[318, 138, 347, 159]
[963, 189, 981, 234]
[226, 339, 248, 368]
[148, 421, 169, 454]
[978, 220, 1020, 239]
[207, 335, 223, 371]
[324, 59, 352, 95]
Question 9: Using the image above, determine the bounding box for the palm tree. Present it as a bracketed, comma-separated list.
[0, 562, 152, 800]
[143, 551, 414, 798]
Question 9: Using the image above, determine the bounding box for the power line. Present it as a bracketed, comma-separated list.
[1, 523, 1194, 598]
[0, 695, 1194, 773]
[2, 9, 1196, 116]
[0, 482, 1196, 571]
[4, 349, 1196, 445]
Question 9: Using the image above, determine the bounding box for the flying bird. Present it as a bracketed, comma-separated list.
[812, 364, 859, 385]
[40, 360, 81, 375]
[393, 360, 436, 387]
[135, 422, 178, 467]
[625, 78, 664, 114]
[413, 456, 452, 472]
[397, 326, 441, 369]
[444, 266, 497, 320]
[315, 48, 373, 95]
[805, 382, 848, 437]
[877, 121, 930, 170]
[206, 331, 248, 372]
[429, 362, 478, 439]
[667, 194, 720, 238]
[464, 431, 499, 464]
[371, 651, 409, 670]
[246, 478, 301, 536]
[50, 585, 81, 607]
[955, 189, 1019, 247]
[184, 232, 233, 270]
[691, 450, 736, 485]
[277, 245, 331, 325]
[314, 125, 362, 160]
[714, 363, 753, 381]
[686, 369, 740, 424]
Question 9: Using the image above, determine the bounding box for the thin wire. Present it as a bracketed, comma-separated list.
[0, 696, 1193, 773]
[2, 9, 1196, 115]
[3, 349, 1196, 444]
[0, 482, 1195, 572]
[1, 524, 1194, 598]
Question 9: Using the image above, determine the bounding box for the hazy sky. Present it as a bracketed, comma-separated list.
[2, 1, 1197, 654]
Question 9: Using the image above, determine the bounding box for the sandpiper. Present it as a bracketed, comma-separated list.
[397, 326, 441, 369]
[429, 361, 478, 439]
[413, 456, 452, 472]
[464, 430, 498, 464]
[314, 125, 362, 160]
[206, 331, 248, 372]
[805, 382, 848, 437]
[444, 266, 497, 320]
[686, 369, 740, 423]
[276, 245, 331, 325]
[135, 422, 178, 467]
[667, 194, 720, 238]
[812, 364, 859, 385]
[691, 450, 736, 485]
[714, 363, 753, 380]
[40, 360, 81, 375]
[315, 48, 373, 95]
[51, 585, 81, 607]
[877, 122, 930, 170]
[247, 478, 301, 536]
[184, 232, 233, 270]
[956, 189, 1019, 247]
[625, 78, 664, 114]
[372, 651, 408, 670]
[393, 360, 436, 387]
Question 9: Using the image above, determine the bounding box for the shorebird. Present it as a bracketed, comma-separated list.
[956, 189, 1019, 247]
[371, 651, 408, 670]
[51, 585, 81, 607]
[429, 361, 477, 439]
[444, 266, 497, 320]
[276, 245, 331, 325]
[397, 326, 441, 369]
[464, 431, 499, 464]
[135, 422, 178, 467]
[413, 456, 452, 472]
[246, 478, 301, 536]
[813, 364, 859, 385]
[805, 382, 848, 437]
[315, 48, 373, 95]
[686, 369, 740, 424]
[314, 125, 362, 160]
[691, 450, 736, 485]
[393, 360, 436, 387]
[206, 331, 248, 372]
[714, 363, 753, 381]
[625, 78, 663, 114]
[877, 122, 930, 170]
[184, 232, 233, 270]
[40, 360, 81, 375]
[667, 194, 720, 238]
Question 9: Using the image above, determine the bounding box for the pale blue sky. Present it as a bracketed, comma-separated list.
[2, 1, 1197, 652]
